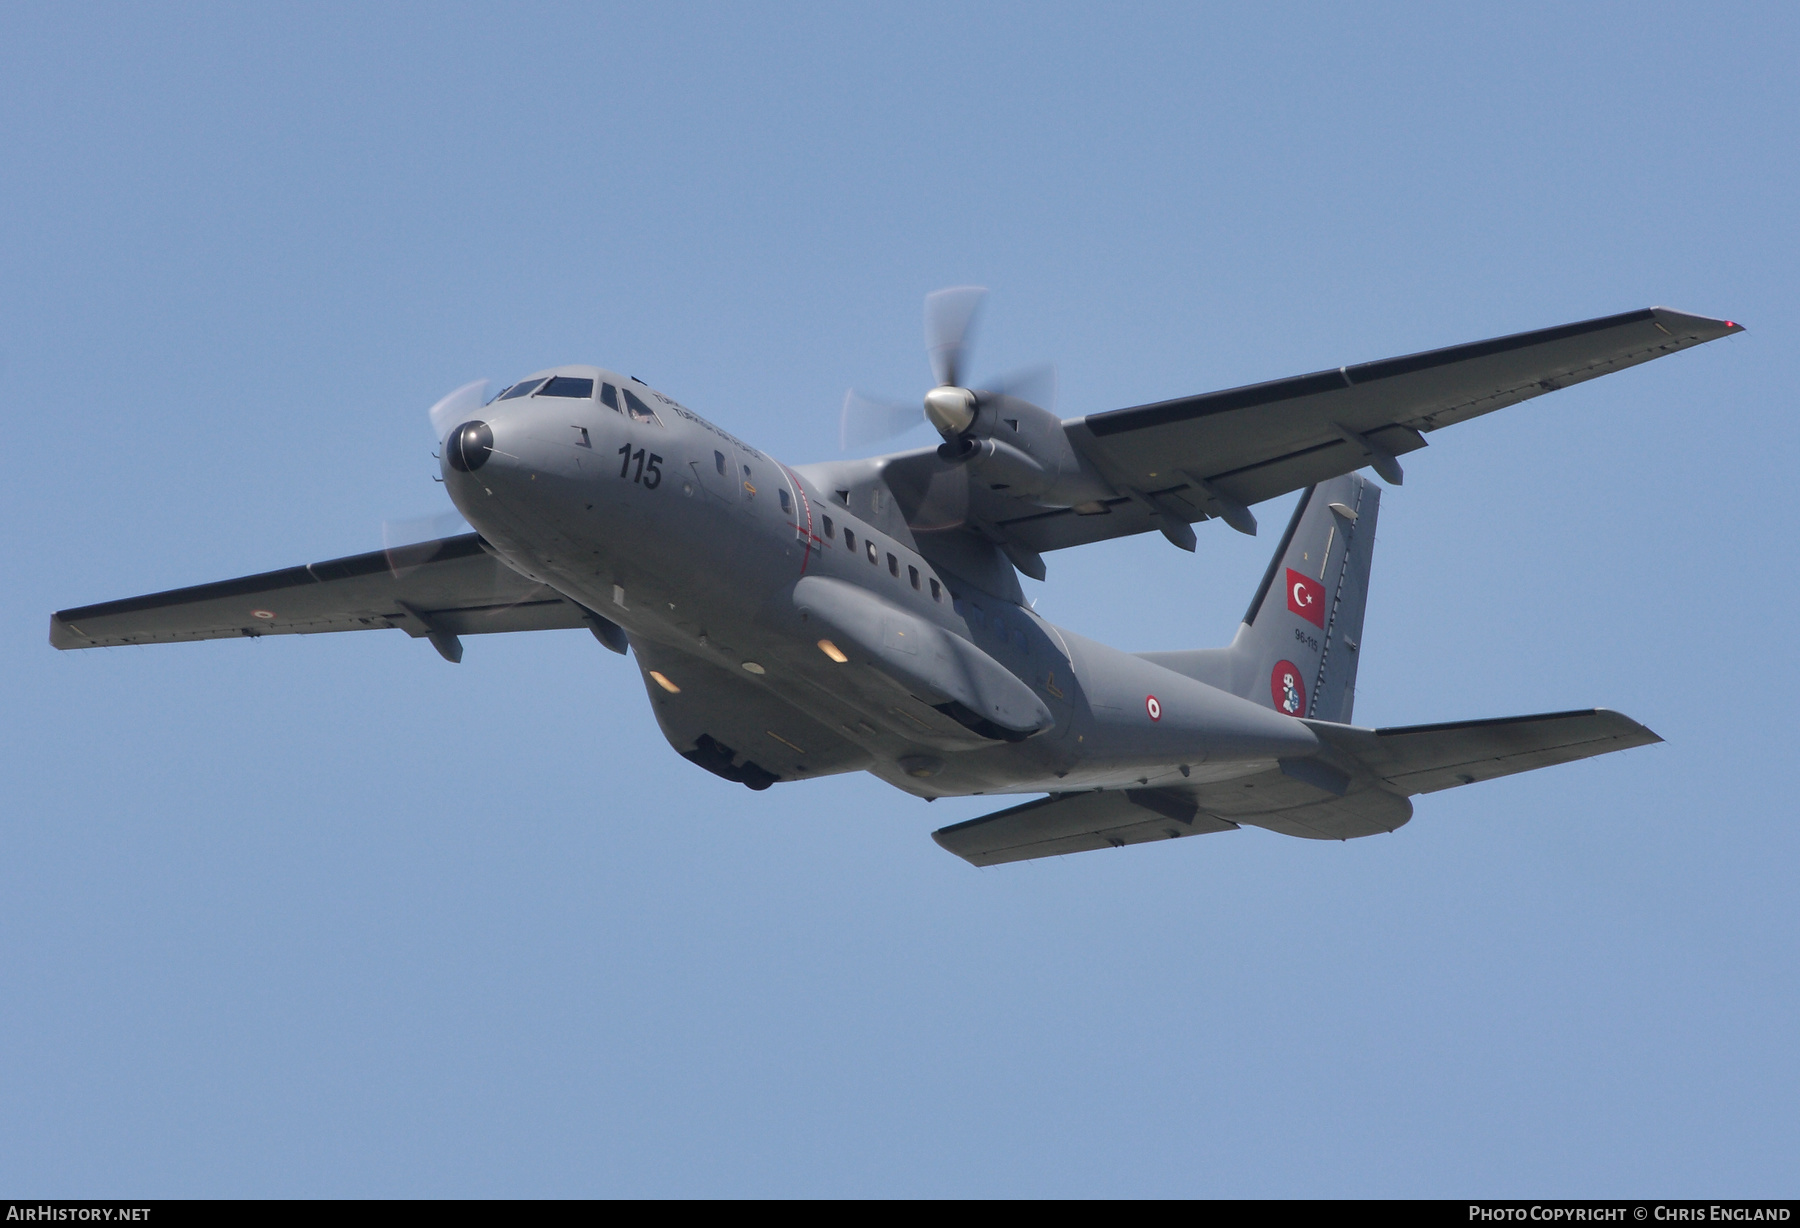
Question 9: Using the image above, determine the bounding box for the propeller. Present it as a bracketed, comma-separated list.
[427, 378, 490, 445]
[398, 379, 487, 578]
[836, 288, 1057, 452]
[982, 362, 1057, 416]
[919, 285, 988, 439]
[925, 285, 986, 389]
[401, 378, 488, 573]
[907, 465, 972, 532]
[381, 509, 471, 578]
[838, 388, 923, 451]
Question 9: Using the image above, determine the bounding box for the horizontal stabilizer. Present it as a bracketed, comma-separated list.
[931, 708, 1656, 865]
[1306, 708, 1661, 796]
[933, 789, 1238, 867]
[50, 533, 589, 650]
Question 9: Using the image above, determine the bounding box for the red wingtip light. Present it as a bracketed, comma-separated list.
[1726, 321, 1738, 329]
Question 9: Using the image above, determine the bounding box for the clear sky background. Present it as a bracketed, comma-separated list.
[3, 2, 1794, 1197]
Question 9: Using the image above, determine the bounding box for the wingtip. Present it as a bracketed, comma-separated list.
[1648, 307, 1745, 337]
[1592, 706, 1663, 746]
[48, 613, 84, 651]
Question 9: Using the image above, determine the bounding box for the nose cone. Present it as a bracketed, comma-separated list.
[445, 420, 493, 471]
[437, 401, 565, 536]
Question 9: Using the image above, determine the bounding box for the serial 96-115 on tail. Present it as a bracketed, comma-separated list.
[52, 293, 1742, 865]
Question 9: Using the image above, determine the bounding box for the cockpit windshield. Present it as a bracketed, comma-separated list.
[489, 375, 596, 404]
[539, 376, 594, 398]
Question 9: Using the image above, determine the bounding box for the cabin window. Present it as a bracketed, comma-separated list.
[866, 540, 878, 564]
[843, 529, 855, 552]
[539, 376, 594, 398]
[822, 516, 834, 538]
[713, 450, 725, 475]
[601, 383, 619, 410]
[908, 565, 920, 590]
[779, 489, 792, 514]
[929, 578, 941, 601]
[887, 553, 899, 577]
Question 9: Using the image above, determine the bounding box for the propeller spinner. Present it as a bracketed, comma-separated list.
[923, 385, 977, 437]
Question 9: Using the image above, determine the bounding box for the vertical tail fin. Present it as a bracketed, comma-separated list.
[1139, 473, 1380, 722]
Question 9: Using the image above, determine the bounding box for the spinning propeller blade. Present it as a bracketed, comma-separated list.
[381, 510, 472, 578]
[427, 379, 490, 445]
[839, 388, 924, 451]
[910, 465, 971, 532]
[982, 362, 1057, 414]
[924, 286, 986, 389]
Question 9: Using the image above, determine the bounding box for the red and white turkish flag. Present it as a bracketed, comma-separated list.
[1286, 568, 1326, 628]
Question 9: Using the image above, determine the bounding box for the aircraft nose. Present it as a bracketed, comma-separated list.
[445, 420, 494, 472]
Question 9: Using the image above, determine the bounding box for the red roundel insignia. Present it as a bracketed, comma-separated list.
[1270, 660, 1306, 717]
[1145, 694, 1162, 721]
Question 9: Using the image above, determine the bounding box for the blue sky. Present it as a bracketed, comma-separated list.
[3, 2, 1794, 1196]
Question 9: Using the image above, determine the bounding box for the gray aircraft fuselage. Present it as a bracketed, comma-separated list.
[450, 365, 1316, 801]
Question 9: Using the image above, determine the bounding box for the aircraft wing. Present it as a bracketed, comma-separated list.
[934, 708, 1659, 865]
[49, 533, 593, 651]
[991, 307, 1740, 554]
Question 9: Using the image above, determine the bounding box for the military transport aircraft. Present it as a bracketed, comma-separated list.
[51, 291, 1741, 865]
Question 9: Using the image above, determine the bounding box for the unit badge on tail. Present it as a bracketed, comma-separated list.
[1271, 660, 1307, 716]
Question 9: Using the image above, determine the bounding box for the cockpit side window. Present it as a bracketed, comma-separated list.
[621, 389, 662, 425]
[539, 376, 595, 399]
[600, 383, 619, 410]
[498, 378, 545, 401]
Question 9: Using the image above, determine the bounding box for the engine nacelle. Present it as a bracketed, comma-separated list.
[961, 393, 1112, 508]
